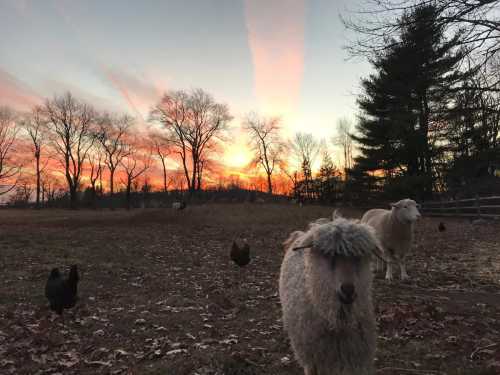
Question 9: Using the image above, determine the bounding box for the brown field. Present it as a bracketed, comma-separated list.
[0, 204, 499, 375]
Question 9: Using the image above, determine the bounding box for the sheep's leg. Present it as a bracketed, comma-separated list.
[385, 262, 393, 281]
[400, 261, 409, 280]
[378, 257, 384, 273]
[375, 246, 389, 275]
[304, 365, 318, 375]
[372, 253, 384, 274]
[374, 257, 380, 273]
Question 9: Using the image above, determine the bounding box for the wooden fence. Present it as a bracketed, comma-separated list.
[420, 195, 500, 219]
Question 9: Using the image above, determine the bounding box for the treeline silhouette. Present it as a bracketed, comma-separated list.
[5, 185, 294, 209]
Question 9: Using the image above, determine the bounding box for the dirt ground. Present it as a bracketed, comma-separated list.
[0, 204, 499, 375]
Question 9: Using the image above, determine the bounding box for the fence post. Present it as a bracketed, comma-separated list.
[455, 199, 459, 215]
[475, 194, 481, 218]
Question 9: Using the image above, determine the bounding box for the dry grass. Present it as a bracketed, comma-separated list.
[0, 204, 499, 374]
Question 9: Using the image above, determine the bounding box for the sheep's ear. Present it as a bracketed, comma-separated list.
[292, 230, 315, 251]
[283, 231, 304, 252]
[390, 201, 401, 208]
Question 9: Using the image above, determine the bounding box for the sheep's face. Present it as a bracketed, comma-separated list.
[331, 255, 362, 305]
[391, 199, 421, 223]
[305, 251, 373, 326]
[295, 217, 379, 327]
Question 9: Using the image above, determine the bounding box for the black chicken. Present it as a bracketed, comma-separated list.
[438, 222, 446, 232]
[230, 240, 250, 267]
[45, 265, 79, 315]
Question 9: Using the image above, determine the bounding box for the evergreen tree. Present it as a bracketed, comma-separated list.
[352, 4, 467, 198]
[445, 72, 500, 195]
[317, 151, 341, 202]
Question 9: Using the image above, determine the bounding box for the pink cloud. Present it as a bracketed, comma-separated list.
[50, 1, 164, 121]
[101, 67, 165, 122]
[244, 0, 305, 115]
[0, 69, 42, 110]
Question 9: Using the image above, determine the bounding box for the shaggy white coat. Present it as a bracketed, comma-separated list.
[279, 217, 379, 375]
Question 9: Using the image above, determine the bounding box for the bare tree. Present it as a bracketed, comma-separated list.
[344, 0, 500, 71]
[41, 171, 62, 206]
[22, 106, 48, 208]
[8, 177, 33, 206]
[44, 92, 96, 209]
[0, 107, 21, 195]
[291, 132, 321, 168]
[334, 118, 354, 176]
[150, 133, 171, 193]
[282, 167, 301, 197]
[87, 146, 104, 205]
[290, 132, 322, 199]
[150, 88, 232, 192]
[96, 113, 132, 198]
[120, 143, 151, 209]
[244, 113, 285, 194]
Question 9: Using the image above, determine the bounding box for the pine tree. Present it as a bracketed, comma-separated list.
[318, 151, 340, 202]
[353, 4, 467, 198]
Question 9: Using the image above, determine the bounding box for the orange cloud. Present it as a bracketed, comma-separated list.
[0, 69, 42, 110]
[102, 68, 145, 120]
[244, 0, 305, 115]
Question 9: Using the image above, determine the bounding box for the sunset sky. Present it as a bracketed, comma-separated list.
[0, 0, 370, 169]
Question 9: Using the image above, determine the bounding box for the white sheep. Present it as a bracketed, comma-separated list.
[361, 198, 421, 281]
[279, 216, 383, 375]
[172, 201, 186, 210]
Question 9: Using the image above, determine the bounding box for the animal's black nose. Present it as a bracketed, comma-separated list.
[340, 283, 355, 298]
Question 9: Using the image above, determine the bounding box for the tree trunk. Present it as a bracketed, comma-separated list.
[266, 173, 273, 194]
[161, 159, 167, 192]
[90, 184, 97, 209]
[35, 152, 41, 209]
[110, 169, 115, 195]
[190, 155, 197, 193]
[126, 179, 132, 210]
[180, 156, 191, 192]
[421, 94, 433, 199]
[109, 168, 115, 209]
[69, 185, 78, 210]
[196, 159, 204, 191]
